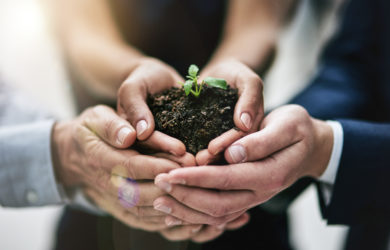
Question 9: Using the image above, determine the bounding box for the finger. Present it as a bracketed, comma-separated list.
[84, 148, 180, 192]
[160, 225, 203, 241]
[130, 206, 167, 218]
[117, 61, 183, 140]
[195, 149, 220, 166]
[91, 174, 164, 207]
[154, 196, 246, 225]
[122, 154, 181, 180]
[139, 215, 167, 224]
[225, 212, 250, 230]
[155, 178, 255, 217]
[137, 131, 186, 156]
[191, 225, 224, 243]
[85, 185, 166, 217]
[231, 72, 264, 132]
[114, 180, 165, 207]
[159, 163, 259, 190]
[83, 105, 136, 148]
[207, 128, 247, 156]
[117, 79, 155, 140]
[224, 123, 299, 164]
[153, 152, 196, 167]
[85, 188, 168, 232]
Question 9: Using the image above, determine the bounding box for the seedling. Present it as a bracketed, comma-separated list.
[179, 64, 227, 97]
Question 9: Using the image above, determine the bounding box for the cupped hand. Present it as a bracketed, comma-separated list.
[153, 105, 333, 223]
[196, 59, 264, 164]
[117, 57, 184, 140]
[52, 105, 192, 231]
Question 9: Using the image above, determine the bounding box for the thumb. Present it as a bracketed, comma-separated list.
[117, 80, 155, 141]
[83, 105, 136, 148]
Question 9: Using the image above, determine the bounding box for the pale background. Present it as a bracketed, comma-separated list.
[0, 0, 348, 249]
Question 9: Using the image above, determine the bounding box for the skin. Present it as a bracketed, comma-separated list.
[51, 105, 247, 241]
[154, 105, 334, 225]
[46, 0, 297, 241]
[46, 0, 296, 139]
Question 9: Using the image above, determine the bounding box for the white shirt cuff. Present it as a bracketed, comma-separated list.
[319, 120, 344, 184]
[318, 120, 344, 205]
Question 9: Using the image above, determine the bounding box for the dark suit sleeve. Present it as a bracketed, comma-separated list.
[291, 0, 390, 225]
[321, 120, 390, 225]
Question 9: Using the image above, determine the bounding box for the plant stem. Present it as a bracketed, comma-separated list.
[194, 76, 198, 93]
[198, 81, 204, 95]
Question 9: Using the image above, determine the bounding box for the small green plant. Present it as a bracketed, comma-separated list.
[179, 64, 227, 97]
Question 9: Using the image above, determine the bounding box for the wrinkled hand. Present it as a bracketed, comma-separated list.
[153, 105, 333, 224]
[196, 59, 264, 165]
[117, 57, 184, 140]
[52, 105, 190, 231]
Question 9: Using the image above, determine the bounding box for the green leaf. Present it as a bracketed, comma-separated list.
[204, 77, 227, 90]
[184, 80, 193, 96]
[188, 64, 199, 78]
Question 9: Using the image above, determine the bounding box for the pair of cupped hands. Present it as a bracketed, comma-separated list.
[53, 58, 332, 242]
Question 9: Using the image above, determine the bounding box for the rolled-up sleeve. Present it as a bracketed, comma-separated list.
[0, 120, 64, 207]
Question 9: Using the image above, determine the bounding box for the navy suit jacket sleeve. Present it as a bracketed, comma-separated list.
[292, 0, 390, 225]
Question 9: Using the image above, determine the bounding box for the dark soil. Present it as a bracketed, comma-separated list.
[148, 85, 238, 154]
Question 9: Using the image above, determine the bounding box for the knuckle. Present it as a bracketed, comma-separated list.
[219, 167, 233, 190]
[270, 172, 288, 191]
[124, 157, 138, 179]
[176, 192, 188, 205]
[103, 118, 117, 139]
[118, 81, 130, 96]
[92, 105, 108, 114]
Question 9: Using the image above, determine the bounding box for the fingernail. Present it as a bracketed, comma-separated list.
[166, 217, 182, 226]
[240, 113, 252, 130]
[216, 223, 226, 230]
[155, 176, 172, 193]
[153, 203, 172, 214]
[116, 127, 132, 145]
[228, 144, 246, 163]
[192, 225, 203, 233]
[136, 120, 148, 137]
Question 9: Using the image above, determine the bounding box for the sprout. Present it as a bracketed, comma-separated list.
[179, 64, 227, 97]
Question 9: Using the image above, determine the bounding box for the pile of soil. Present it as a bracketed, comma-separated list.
[148, 85, 238, 154]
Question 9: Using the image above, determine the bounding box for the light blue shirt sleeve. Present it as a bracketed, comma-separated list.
[0, 82, 103, 213]
[0, 120, 64, 207]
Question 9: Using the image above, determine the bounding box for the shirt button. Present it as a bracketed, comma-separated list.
[26, 189, 38, 204]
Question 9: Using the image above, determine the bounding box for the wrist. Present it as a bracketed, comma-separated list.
[309, 118, 334, 178]
[51, 121, 79, 188]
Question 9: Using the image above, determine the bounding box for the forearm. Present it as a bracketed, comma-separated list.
[46, 0, 144, 101]
[205, 0, 296, 71]
[323, 119, 390, 225]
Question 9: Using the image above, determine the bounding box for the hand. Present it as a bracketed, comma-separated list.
[196, 59, 264, 164]
[117, 57, 184, 140]
[159, 213, 250, 243]
[153, 105, 333, 223]
[52, 105, 190, 231]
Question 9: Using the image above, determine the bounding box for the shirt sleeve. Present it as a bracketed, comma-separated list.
[0, 120, 64, 207]
[317, 120, 344, 205]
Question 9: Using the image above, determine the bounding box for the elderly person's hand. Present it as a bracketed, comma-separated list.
[52, 105, 189, 231]
[153, 105, 333, 225]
